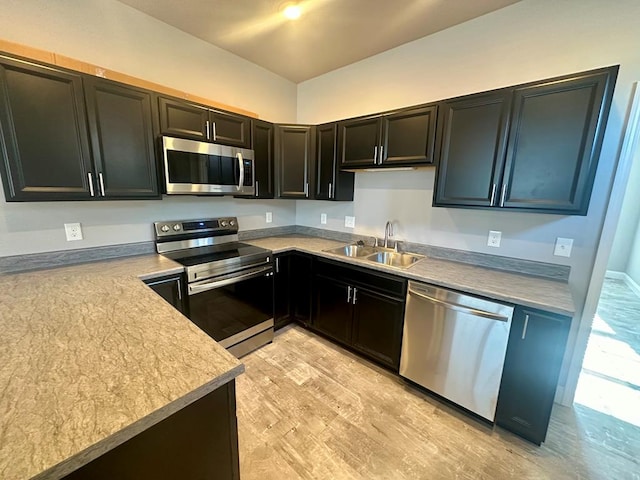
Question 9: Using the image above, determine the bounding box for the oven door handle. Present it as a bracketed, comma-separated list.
[237, 152, 245, 191]
[188, 265, 272, 296]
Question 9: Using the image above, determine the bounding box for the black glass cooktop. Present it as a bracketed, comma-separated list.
[163, 242, 269, 267]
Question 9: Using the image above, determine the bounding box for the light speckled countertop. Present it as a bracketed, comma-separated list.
[0, 255, 244, 480]
[245, 235, 575, 316]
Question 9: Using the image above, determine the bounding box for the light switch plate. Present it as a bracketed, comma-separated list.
[64, 223, 83, 241]
[345, 216, 356, 228]
[265, 212, 273, 223]
[554, 237, 573, 257]
[487, 230, 501, 248]
[321, 213, 327, 225]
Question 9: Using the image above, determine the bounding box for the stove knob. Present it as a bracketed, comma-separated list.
[220, 220, 228, 227]
[161, 225, 170, 232]
[229, 219, 236, 227]
[173, 224, 181, 231]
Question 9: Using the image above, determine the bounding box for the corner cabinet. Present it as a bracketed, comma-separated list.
[158, 96, 251, 148]
[495, 306, 571, 445]
[312, 258, 406, 370]
[0, 56, 94, 201]
[144, 273, 187, 315]
[339, 105, 437, 169]
[434, 66, 618, 215]
[274, 124, 315, 199]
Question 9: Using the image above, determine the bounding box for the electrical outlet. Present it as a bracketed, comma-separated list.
[265, 212, 273, 223]
[320, 213, 327, 225]
[64, 223, 83, 241]
[345, 216, 356, 228]
[487, 230, 501, 248]
[554, 237, 573, 257]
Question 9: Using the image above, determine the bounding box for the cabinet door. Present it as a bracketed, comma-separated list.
[84, 78, 159, 199]
[290, 253, 313, 325]
[501, 69, 616, 214]
[315, 123, 355, 201]
[251, 119, 274, 198]
[351, 287, 405, 370]
[433, 91, 511, 208]
[158, 97, 209, 141]
[495, 307, 571, 445]
[145, 274, 186, 314]
[381, 105, 437, 166]
[275, 124, 315, 199]
[339, 115, 382, 168]
[0, 56, 93, 201]
[210, 109, 251, 148]
[274, 254, 291, 330]
[313, 275, 353, 345]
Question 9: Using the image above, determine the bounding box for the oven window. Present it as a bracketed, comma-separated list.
[166, 150, 239, 186]
[188, 273, 273, 342]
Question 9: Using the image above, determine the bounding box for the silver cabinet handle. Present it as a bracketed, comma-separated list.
[255, 180, 259, 197]
[212, 122, 217, 141]
[373, 146, 378, 164]
[87, 172, 95, 197]
[378, 145, 384, 165]
[500, 184, 507, 207]
[237, 152, 244, 190]
[176, 278, 183, 301]
[305, 182, 309, 198]
[408, 287, 510, 321]
[522, 314, 530, 339]
[205, 120, 210, 140]
[347, 286, 352, 303]
[98, 172, 105, 196]
[490, 183, 497, 206]
[329, 182, 333, 199]
[352, 287, 358, 304]
[275, 257, 280, 273]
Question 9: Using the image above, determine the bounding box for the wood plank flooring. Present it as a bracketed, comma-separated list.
[236, 325, 639, 480]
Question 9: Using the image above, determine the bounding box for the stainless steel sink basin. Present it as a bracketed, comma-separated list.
[324, 244, 378, 258]
[365, 251, 423, 268]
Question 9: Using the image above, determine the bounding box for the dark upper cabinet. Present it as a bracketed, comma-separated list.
[495, 306, 571, 445]
[339, 105, 437, 169]
[434, 66, 618, 215]
[250, 119, 274, 198]
[434, 91, 511, 207]
[0, 56, 94, 201]
[275, 124, 315, 199]
[84, 78, 160, 199]
[158, 96, 251, 148]
[315, 123, 354, 201]
[144, 274, 187, 315]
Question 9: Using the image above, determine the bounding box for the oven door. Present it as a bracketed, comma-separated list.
[187, 264, 274, 356]
[162, 136, 254, 195]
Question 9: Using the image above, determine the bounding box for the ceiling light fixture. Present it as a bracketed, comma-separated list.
[283, 3, 302, 20]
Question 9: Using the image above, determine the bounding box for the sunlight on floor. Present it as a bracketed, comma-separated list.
[575, 308, 640, 428]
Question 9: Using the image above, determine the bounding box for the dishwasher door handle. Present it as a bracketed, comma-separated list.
[408, 287, 510, 322]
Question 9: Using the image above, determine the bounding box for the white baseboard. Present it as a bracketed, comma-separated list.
[605, 270, 640, 297]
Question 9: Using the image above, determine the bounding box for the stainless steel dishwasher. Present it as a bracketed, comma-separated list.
[399, 281, 514, 421]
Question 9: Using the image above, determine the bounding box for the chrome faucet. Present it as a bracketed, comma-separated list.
[384, 221, 394, 249]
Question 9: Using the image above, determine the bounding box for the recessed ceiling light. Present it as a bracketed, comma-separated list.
[283, 4, 302, 20]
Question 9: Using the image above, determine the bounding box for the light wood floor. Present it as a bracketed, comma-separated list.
[236, 325, 639, 480]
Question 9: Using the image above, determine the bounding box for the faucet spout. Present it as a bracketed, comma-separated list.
[384, 221, 394, 248]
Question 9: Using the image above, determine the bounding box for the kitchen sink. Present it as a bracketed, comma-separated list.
[324, 244, 378, 258]
[324, 244, 424, 269]
[366, 251, 423, 268]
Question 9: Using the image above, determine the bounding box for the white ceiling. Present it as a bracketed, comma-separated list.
[117, 0, 521, 83]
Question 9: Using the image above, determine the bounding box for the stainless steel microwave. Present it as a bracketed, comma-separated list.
[162, 136, 255, 196]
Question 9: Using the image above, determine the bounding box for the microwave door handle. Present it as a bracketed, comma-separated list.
[237, 152, 245, 191]
[188, 266, 272, 295]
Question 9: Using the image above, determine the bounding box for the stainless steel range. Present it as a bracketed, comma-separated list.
[154, 217, 274, 358]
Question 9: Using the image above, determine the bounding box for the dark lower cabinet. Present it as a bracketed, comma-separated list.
[0, 55, 94, 201]
[273, 253, 313, 329]
[274, 253, 291, 329]
[84, 78, 160, 199]
[495, 306, 571, 445]
[312, 259, 406, 370]
[144, 274, 187, 315]
[64, 380, 240, 480]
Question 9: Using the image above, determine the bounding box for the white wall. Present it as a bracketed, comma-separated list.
[296, 0, 640, 396]
[0, 0, 298, 256]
